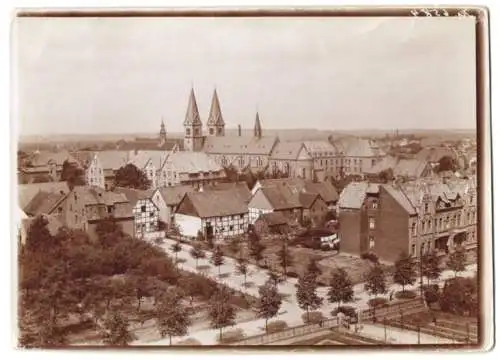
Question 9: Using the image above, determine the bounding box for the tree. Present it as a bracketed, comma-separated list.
[249, 231, 266, 266]
[277, 241, 293, 278]
[306, 258, 322, 282]
[114, 163, 151, 190]
[439, 277, 478, 317]
[437, 156, 458, 172]
[327, 268, 354, 309]
[268, 269, 283, 288]
[235, 256, 249, 287]
[393, 252, 417, 291]
[296, 273, 323, 322]
[189, 243, 206, 269]
[364, 264, 387, 299]
[422, 251, 442, 285]
[60, 160, 85, 190]
[446, 246, 466, 277]
[101, 311, 136, 346]
[155, 291, 191, 345]
[210, 245, 225, 276]
[170, 240, 182, 264]
[257, 280, 282, 333]
[208, 287, 236, 340]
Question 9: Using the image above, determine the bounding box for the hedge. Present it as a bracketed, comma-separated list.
[367, 297, 388, 308]
[217, 328, 245, 344]
[395, 290, 417, 300]
[301, 311, 325, 324]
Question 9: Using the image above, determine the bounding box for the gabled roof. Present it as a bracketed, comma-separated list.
[298, 192, 320, 209]
[259, 186, 301, 210]
[338, 182, 369, 209]
[203, 181, 252, 204]
[183, 88, 202, 127]
[381, 184, 417, 215]
[179, 188, 248, 218]
[129, 150, 168, 170]
[258, 178, 339, 204]
[18, 182, 69, 210]
[302, 141, 337, 156]
[26, 150, 77, 167]
[165, 151, 223, 173]
[24, 190, 67, 216]
[203, 136, 278, 155]
[207, 89, 225, 126]
[270, 141, 307, 160]
[158, 185, 194, 206]
[332, 137, 384, 158]
[72, 186, 129, 207]
[114, 187, 154, 207]
[256, 212, 288, 226]
[95, 151, 131, 171]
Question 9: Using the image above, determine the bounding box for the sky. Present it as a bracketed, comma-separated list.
[13, 16, 477, 136]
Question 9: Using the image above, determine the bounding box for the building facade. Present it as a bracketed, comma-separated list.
[114, 187, 159, 238]
[174, 188, 249, 240]
[338, 178, 477, 263]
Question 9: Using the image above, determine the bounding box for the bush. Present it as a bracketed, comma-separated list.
[395, 290, 417, 300]
[301, 311, 325, 324]
[439, 277, 478, 317]
[217, 328, 245, 344]
[331, 306, 357, 319]
[260, 264, 269, 270]
[265, 320, 288, 334]
[361, 252, 379, 264]
[423, 284, 440, 305]
[177, 338, 202, 346]
[286, 271, 299, 278]
[368, 297, 388, 308]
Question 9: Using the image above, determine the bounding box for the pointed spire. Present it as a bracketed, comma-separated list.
[183, 87, 202, 126]
[207, 88, 225, 126]
[254, 111, 262, 139]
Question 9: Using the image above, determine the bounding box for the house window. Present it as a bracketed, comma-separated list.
[421, 220, 426, 233]
[424, 203, 429, 213]
[369, 217, 376, 229]
[371, 201, 378, 209]
[240, 224, 244, 229]
[302, 168, 306, 178]
[457, 213, 462, 226]
[186, 128, 191, 136]
[150, 212, 154, 217]
[209, 128, 214, 135]
[411, 244, 416, 257]
[240, 214, 244, 219]
[229, 225, 234, 231]
[107, 206, 113, 214]
[372, 159, 376, 167]
[411, 222, 416, 235]
[369, 236, 375, 249]
[141, 205, 146, 212]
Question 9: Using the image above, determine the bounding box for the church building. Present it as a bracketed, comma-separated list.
[182, 87, 279, 173]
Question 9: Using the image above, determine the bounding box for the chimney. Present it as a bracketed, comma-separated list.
[238, 124, 242, 137]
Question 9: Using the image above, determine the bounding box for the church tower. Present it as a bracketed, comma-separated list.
[207, 88, 225, 137]
[254, 112, 262, 139]
[183, 87, 204, 152]
[159, 119, 167, 146]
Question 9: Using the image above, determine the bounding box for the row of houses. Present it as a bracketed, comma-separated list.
[337, 175, 478, 263]
[18, 177, 339, 244]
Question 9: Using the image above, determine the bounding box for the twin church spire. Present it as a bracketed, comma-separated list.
[183, 86, 263, 142]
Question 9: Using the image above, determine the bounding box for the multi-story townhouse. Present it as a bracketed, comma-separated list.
[60, 185, 135, 240]
[18, 181, 69, 210]
[174, 188, 250, 241]
[129, 150, 172, 189]
[158, 150, 226, 188]
[85, 151, 132, 190]
[268, 142, 315, 180]
[114, 187, 159, 238]
[330, 137, 385, 177]
[338, 177, 477, 263]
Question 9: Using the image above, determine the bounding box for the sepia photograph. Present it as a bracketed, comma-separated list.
[11, 7, 492, 350]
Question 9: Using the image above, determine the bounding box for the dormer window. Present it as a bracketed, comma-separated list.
[424, 203, 429, 213]
[186, 128, 191, 136]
